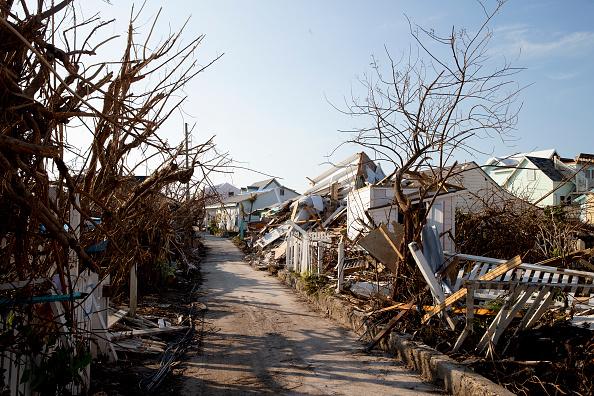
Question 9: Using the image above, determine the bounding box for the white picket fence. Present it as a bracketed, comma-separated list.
[286, 231, 334, 274]
[0, 271, 109, 396]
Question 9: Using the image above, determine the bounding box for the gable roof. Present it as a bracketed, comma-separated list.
[249, 178, 277, 190]
[486, 149, 558, 167]
[204, 190, 270, 209]
[525, 156, 565, 182]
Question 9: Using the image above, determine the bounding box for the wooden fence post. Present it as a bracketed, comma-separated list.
[129, 263, 137, 316]
[336, 238, 345, 293]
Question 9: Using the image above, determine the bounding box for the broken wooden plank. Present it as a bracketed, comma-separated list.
[476, 285, 537, 355]
[322, 205, 346, 227]
[108, 308, 129, 328]
[273, 241, 287, 260]
[422, 255, 523, 324]
[378, 224, 404, 261]
[113, 338, 166, 354]
[452, 283, 476, 353]
[365, 300, 415, 351]
[445, 252, 594, 280]
[109, 325, 189, 341]
[409, 242, 456, 330]
[129, 263, 138, 316]
[366, 302, 495, 317]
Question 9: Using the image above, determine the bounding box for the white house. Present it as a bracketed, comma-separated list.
[484, 150, 594, 207]
[205, 178, 299, 232]
[203, 182, 240, 205]
[346, 162, 522, 251]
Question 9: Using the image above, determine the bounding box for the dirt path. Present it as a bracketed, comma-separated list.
[180, 235, 444, 395]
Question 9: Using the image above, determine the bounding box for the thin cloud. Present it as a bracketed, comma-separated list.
[546, 71, 579, 81]
[492, 25, 594, 59]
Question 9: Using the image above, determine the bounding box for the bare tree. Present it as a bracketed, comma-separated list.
[338, 1, 522, 298]
[0, 1, 229, 389]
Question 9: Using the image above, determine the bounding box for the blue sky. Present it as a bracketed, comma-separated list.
[82, 0, 594, 193]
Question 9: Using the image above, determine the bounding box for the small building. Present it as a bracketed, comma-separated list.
[204, 178, 299, 233]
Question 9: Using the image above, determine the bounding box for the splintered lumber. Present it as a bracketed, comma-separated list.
[273, 241, 287, 259]
[366, 301, 414, 351]
[422, 255, 523, 323]
[366, 303, 495, 317]
[109, 325, 189, 341]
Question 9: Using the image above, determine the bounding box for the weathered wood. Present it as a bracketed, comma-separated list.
[378, 224, 404, 261]
[358, 224, 402, 273]
[91, 296, 118, 362]
[410, 242, 447, 303]
[446, 252, 594, 279]
[366, 301, 494, 317]
[113, 338, 166, 354]
[501, 288, 555, 355]
[109, 325, 189, 341]
[129, 263, 137, 316]
[336, 239, 345, 293]
[365, 300, 415, 351]
[108, 309, 129, 328]
[422, 255, 523, 323]
[476, 285, 536, 355]
[452, 284, 475, 353]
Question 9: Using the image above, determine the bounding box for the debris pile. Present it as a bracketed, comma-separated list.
[239, 152, 594, 395]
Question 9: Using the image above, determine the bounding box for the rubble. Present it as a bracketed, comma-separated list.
[237, 150, 594, 395]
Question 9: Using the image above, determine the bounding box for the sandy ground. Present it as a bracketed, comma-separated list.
[180, 235, 444, 395]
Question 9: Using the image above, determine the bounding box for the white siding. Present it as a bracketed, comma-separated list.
[346, 186, 372, 240]
[427, 195, 456, 252]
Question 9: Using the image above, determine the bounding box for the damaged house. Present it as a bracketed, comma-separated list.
[347, 161, 521, 250]
[205, 178, 299, 233]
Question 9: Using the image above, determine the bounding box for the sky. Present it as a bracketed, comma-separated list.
[77, 0, 594, 193]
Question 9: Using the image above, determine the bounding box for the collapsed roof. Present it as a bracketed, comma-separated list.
[303, 152, 385, 199]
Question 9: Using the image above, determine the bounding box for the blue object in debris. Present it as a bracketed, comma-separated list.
[0, 292, 87, 306]
[85, 240, 108, 254]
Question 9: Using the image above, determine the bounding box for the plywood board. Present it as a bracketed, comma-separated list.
[358, 224, 403, 272]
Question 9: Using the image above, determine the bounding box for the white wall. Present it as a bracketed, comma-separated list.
[346, 186, 372, 240]
[426, 194, 456, 252]
[347, 185, 458, 250]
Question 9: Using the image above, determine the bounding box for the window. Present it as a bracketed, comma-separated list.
[228, 191, 234, 197]
[280, 188, 285, 196]
[527, 169, 536, 181]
